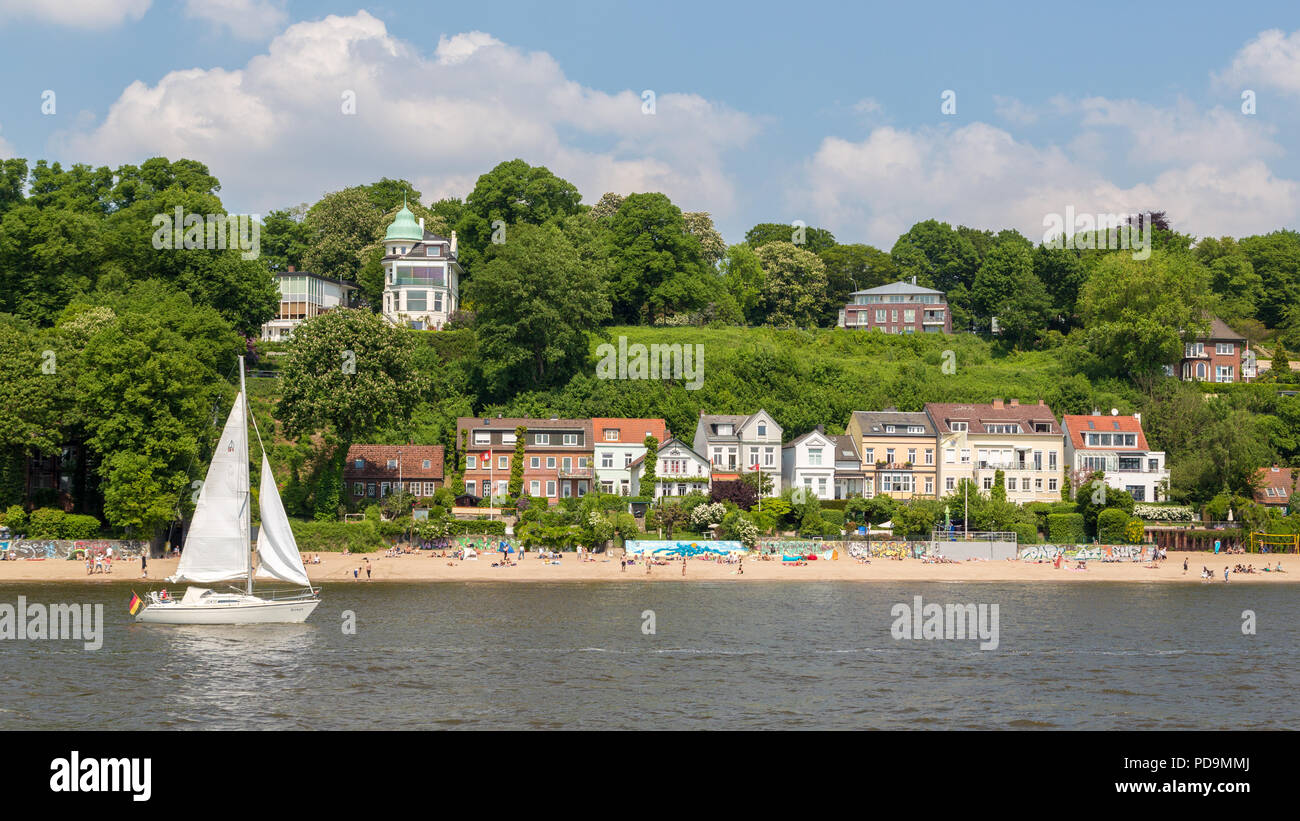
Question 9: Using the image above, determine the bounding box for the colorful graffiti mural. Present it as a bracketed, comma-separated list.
[847, 541, 915, 559]
[1018, 544, 1154, 562]
[624, 540, 747, 557]
[0, 539, 148, 560]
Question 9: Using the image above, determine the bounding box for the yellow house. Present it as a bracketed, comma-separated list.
[845, 410, 938, 500]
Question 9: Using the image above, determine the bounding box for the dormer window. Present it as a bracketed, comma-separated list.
[885, 425, 895, 433]
[717, 424, 733, 436]
[950, 421, 968, 432]
[757, 423, 767, 436]
[354, 459, 363, 469]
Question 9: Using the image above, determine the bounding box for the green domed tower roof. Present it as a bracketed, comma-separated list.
[384, 198, 423, 242]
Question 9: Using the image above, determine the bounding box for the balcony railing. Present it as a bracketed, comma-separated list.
[557, 467, 593, 479]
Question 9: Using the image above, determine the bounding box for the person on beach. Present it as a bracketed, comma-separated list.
[86, 553, 93, 575]
[141, 551, 148, 579]
[1183, 557, 1188, 575]
[646, 556, 651, 575]
[1224, 566, 1230, 583]
[365, 558, 372, 581]
[353, 566, 360, 581]
[682, 556, 686, 576]
[739, 556, 744, 575]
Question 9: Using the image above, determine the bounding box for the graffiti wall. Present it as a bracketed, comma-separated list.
[0, 539, 148, 560]
[410, 536, 521, 552]
[624, 540, 747, 557]
[847, 541, 915, 559]
[1018, 544, 1154, 562]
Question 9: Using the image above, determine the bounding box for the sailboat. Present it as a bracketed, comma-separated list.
[137, 356, 321, 624]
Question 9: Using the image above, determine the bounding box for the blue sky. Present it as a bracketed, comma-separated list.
[1, 0, 1298, 246]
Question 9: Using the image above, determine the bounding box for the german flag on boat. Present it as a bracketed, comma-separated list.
[127, 592, 143, 616]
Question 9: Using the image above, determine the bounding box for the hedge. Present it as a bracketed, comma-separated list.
[446, 519, 507, 537]
[289, 520, 384, 553]
[20, 508, 102, 539]
[1009, 521, 1039, 545]
[1097, 508, 1132, 544]
[1047, 512, 1086, 544]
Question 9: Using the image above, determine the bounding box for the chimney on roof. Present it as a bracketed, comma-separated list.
[451, 230, 458, 257]
[419, 217, 425, 232]
[815, 424, 824, 433]
[287, 265, 295, 272]
[1133, 412, 1141, 425]
[992, 398, 1004, 409]
[910, 275, 917, 285]
[1038, 399, 1045, 406]
[1091, 408, 1100, 416]
[1009, 399, 1019, 407]
[497, 413, 503, 419]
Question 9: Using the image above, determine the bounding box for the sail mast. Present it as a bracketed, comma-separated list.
[240, 354, 252, 595]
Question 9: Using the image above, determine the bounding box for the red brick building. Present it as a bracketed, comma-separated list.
[343, 444, 445, 502]
[1178, 316, 1252, 383]
[837, 277, 952, 334]
[456, 417, 594, 503]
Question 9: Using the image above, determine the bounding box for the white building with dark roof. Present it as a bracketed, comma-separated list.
[692, 410, 782, 495]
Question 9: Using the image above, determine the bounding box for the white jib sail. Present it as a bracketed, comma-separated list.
[255, 453, 311, 588]
[172, 391, 250, 583]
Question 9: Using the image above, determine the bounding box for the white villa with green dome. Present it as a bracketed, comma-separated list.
[381, 200, 462, 330]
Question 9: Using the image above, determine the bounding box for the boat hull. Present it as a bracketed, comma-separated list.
[137, 595, 320, 625]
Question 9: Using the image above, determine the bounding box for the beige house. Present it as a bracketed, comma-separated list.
[844, 410, 938, 500]
[926, 400, 1063, 504]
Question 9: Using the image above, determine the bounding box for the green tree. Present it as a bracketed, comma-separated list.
[755, 242, 829, 328]
[260, 205, 311, 273]
[509, 425, 527, 497]
[454, 160, 583, 272]
[744, 222, 836, 254]
[1078, 250, 1213, 380]
[605, 193, 710, 323]
[276, 309, 425, 517]
[464, 222, 610, 398]
[642, 434, 659, 497]
[1238, 230, 1300, 327]
[74, 284, 241, 535]
[972, 242, 1050, 346]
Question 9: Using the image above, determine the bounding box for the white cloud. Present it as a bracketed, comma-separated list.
[853, 98, 882, 115]
[0, 0, 150, 27]
[1215, 28, 1300, 96]
[183, 0, 287, 40]
[793, 114, 1298, 247]
[49, 11, 758, 219]
[992, 95, 1037, 126]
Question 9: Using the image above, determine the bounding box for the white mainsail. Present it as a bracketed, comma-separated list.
[255, 453, 311, 587]
[171, 391, 250, 583]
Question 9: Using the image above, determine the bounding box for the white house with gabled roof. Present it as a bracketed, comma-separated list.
[692, 409, 782, 495]
[781, 425, 837, 500]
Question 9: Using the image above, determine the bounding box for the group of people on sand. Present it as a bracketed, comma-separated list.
[84, 548, 113, 575]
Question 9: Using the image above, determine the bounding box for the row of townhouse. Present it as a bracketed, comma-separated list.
[785, 401, 1171, 504]
[337, 407, 1300, 514]
[338, 404, 1170, 508]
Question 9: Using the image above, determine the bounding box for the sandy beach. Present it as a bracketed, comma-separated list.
[2, 550, 1297, 584]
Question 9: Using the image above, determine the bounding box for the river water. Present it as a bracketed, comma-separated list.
[1, 581, 1294, 730]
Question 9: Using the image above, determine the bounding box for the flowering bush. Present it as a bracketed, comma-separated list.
[1134, 504, 1193, 522]
[689, 502, 727, 528]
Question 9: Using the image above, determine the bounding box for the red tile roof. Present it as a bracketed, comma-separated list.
[591, 418, 669, 444]
[1062, 414, 1151, 450]
[343, 445, 444, 479]
[924, 401, 1060, 435]
[1254, 466, 1298, 506]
